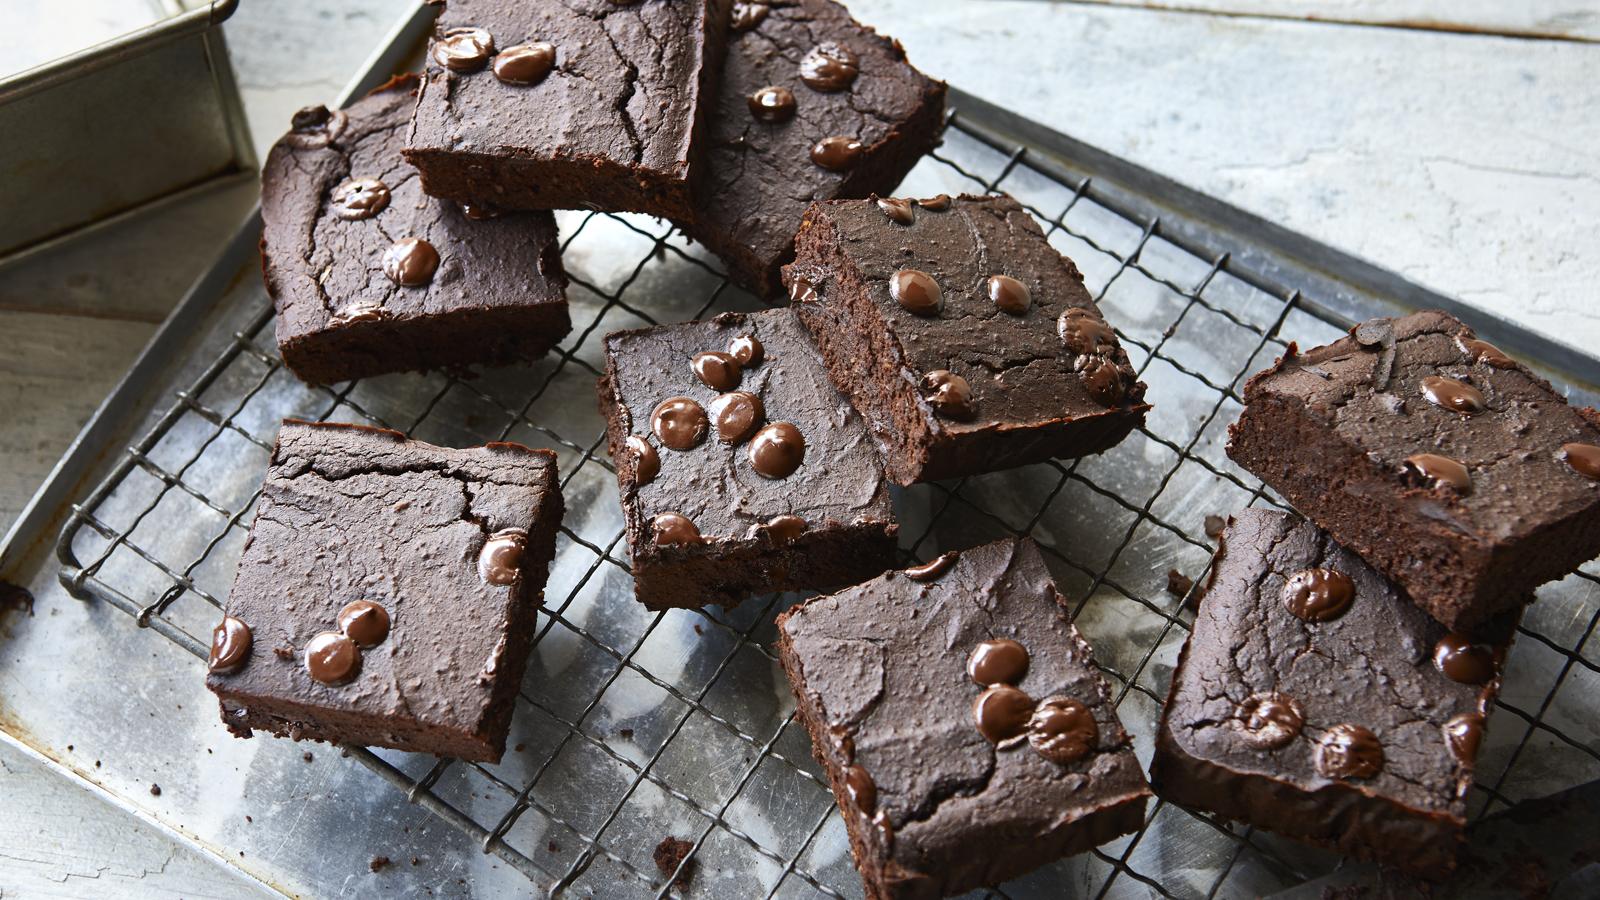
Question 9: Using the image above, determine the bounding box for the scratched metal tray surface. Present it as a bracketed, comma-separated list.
[53, 78, 1600, 900]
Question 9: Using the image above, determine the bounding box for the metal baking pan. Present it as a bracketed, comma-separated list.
[0, 0, 254, 261]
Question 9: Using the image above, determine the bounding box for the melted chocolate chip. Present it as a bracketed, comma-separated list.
[844, 765, 877, 815]
[1058, 308, 1115, 355]
[305, 632, 360, 685]
[747, 85, 796, 122]
[876, 196, 914, 225]
[1315, 723, 1383, 779]
[432, 27, 495, 72]
[1028, 696, 1098, 764]
[493, 42, 556, 85]
[799, 42, 859, 92]
[1433, 632, 1497, 684]
[748, 422, 805, 478]
[728, 334, 763, 367]
[751, 514, 807, 544]
[1457, 334, 1516, 368]
[903, 551, 957, 582]
[987, 275, 1031, 315]
[730, 0, 769, 31]
[382, 237, 440, 286]
[208, 616, 253, 674]
[922, 369, 975, 419]
[287, 105, 347, 148]
[1281, 568, 1355, 622]
[1074, 356, 1126, 407]
[1402, 453, 1472, 493]
[972, 685, 1034, 747]
[651, 513, 702, 545]
[459, 201, 503, 221]
[651, 397, 709, 451]
[1443, 713, 1485, 764]
[478, 528, 528, 586]
[330, 301, 386, 325]
[1561, 443, 1600, 480]
[890, 269, 942, 316]
[917, 194, 952, 211]
[788, 278, 818, 304]
[337, 599, 391, 648]
[692, 351, 742, 391]
[809, 135, 863, 171]
[626, 435, 660, 486]
[331, 179, 390, 220]
[1234, 692, 1304, 750]
[1420, 375, 1486, 414]
[710, 391, 764, 444]
[967, 638, 1029, 687]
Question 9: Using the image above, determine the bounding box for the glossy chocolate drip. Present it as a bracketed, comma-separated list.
[889, 269, 942, 316]
[305, 632, 360, 685]
[433, 27, 494, 72]
[972, 685, 1034, 747]
[1234, 692, 1304, 750]
[459, 201, 503, 220]
[493, 42, 556, 85]
[1433, 632, 1496, 684]
[1281, 567, 1355, 622]
[1027, 696, 1097, 764]
[902, 551, 957, 581]
[752, 514, 807, 544]
[1315, 723, 1383, 779]
[337, 599, 391, 648]
[1443, 713, 1485, 764]
[1402, 453, 1472, 493]
[876, 196, 914, 225]
[922, 369, 975, 420]
[331, 178, 390, 220]
[987, 275, 1031, 315]
[1561, 443, 1600, 480]
[382, 237, 440, 286]
[748, 422, 805, 478]
[747, 85, 796, 122]
[799, 42, 859, 91]
[651, 513, 702, 545]
[844, 765, 877, 815]
[208, 616, 253, 674]
[1074, 356, 1126, 407]
[967, 638, 1029, 686]
[1420, 375, 1486, 414]
[1457, 334, 1516, 368]
[710, 391, 764, 444]
[809, 135, 863, 171]
[917, 194, 952, 211]
[651, 397, 709, 450]
[727, 334, 763, 367]
[626, 435, 660, 486]
[730, 1, 769, 31]
[1058, 307, 1115, 355]
[692, 351, 742, 390]
[478, 528, 528, 586]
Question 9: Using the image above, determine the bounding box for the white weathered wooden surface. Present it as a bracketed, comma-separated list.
[1069, 0, 1600, 42]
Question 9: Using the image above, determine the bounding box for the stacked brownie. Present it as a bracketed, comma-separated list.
[1151, 310, 1600, 877]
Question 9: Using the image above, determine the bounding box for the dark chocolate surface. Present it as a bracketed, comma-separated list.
[260, 75, 570, 385]
[777, 538, 1149, 898]
[599, 308, 896, 609]
[678, 0, 945, 296]
[1227, 309, 1600, 629]
[1153, 509, 1514, 878]
[788, 193, 1149, 483]
[206, 420, 563, 763]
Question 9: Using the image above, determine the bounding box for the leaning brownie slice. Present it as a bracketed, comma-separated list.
[261, 74, 570, 385]
[206, 420, 563, 763]
[788, 193, 1149, 484]
[1227, 309, 1600, 630]
[1152, 509, 1515, 879]
[776, 538, 1150, 899]
[405, 0, 730, 219]
[677, 0, 945, 296]
[598, 308, 896, 610]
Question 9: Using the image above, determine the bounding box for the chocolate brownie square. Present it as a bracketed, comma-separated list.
[787, 193, 1149, 484]
[598, 308, 896, 610]
[677, 0, 945, 296]
[776, 538, 1150, 899]
[1227, 310, 1600, 630]
[1152, 509, 1515, 879]
[260, 75, 571, 385]
[206, 420, 563, 763]
[405, 0, 730, 220]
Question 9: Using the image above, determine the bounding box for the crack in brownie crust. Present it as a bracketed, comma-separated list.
[206, 420, 563, 763]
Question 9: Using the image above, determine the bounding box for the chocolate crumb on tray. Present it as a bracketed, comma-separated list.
[653, 836, 696, 891]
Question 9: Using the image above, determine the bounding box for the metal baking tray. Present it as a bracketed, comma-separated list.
[0, 0, 254, 261]
[31, 2, 1600, 896]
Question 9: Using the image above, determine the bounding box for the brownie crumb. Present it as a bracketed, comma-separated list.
[370, 856, 392, 872]
[411, 857, 422, 866]
[692, 623, 703, 635]
[303, 752, 314, 763]
[1166, 570, 1194, 598]
[0, 580, 34, 617]
[274, 645, 295, 660]
[149, 784, 162, 797]
[1203, 515, 1227, 540]
[514, 743, 525, 753]
[619, 728, 634, 740]
[245, 815, 252, 823]
[547, 841, 560, 853]
[653, 836, 696, 891]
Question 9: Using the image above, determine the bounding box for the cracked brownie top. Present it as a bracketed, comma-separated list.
[777, 537, 1148, 880]
[1163, 509, 1511, 816]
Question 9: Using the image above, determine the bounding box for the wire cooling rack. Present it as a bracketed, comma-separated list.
[54, 96, 1600, 898]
